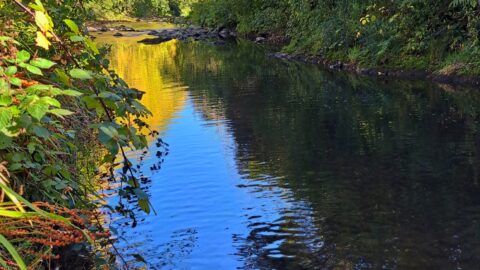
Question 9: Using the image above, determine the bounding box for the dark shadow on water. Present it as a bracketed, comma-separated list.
[103, 34, 480, 269]
[171, 40, 480, 269]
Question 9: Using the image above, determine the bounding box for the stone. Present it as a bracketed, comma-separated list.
[255, 37, 266, 43]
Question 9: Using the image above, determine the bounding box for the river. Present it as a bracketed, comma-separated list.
[95, 24, 480, 270]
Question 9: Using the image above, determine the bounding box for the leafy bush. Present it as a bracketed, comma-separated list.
[0, 0, 159, 267]
[190, 0, 480, 74]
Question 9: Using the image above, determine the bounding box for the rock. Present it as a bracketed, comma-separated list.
[269, 52, 289, 59]
[218, 28, 231, 39]
[99, 25, 109, 32]
[117, 25, 135, 32]
[147, 30, 159, 35]
[329, 61, 343, 69]
[86, 26, 98, 32]
[255, 37, 266, 43]
[138, 36, 173, 44]
[113, 32, 123, 37]
[211, 40, 226, 46]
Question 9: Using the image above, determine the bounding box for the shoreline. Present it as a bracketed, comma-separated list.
[267, 51, 480, 88]
[89, 19, 480, 88]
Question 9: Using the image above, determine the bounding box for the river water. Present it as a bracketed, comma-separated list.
[96, 25, 480, 270]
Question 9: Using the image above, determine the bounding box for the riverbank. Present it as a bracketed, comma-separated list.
[188, 0, 480, 88]
[92, 18, 480, 88]
[267, 51, 480, 87]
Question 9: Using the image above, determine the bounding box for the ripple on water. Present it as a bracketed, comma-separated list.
[102, 26, 480, 270]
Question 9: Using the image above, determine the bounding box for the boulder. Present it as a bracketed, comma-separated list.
[329, 61, 343, 69]
[86, 26, 98, 32]
[117, 25, 135, 32]
[99, 25, 109, 32]
[218, 28, 231, 39]
[255, 37, 266, 43]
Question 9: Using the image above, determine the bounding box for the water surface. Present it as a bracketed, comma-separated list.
[97, 29, 480, 270]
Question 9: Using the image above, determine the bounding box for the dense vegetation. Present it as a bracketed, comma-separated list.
[85, 0, 196, 19]
[189, 0, 480, 76]
[0, 0, 158, 268]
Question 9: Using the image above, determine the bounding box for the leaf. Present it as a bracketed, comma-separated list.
[69, 35, 84, 42]
[25, 84, 50, 93]
[64, 19, 79, 34]
[34, 11, 51, 32]
[28, 0, 45, 12]
[0, 234, 27, 270]
[9, 78, 21, 87]
[40, 96, 61, 107]
[0, 132, 13, 149]
[22, 64, 43, 76]
[0, 95, 12, 106]
[27, 100, 49, 121]
[5, 66, 17, 76]
[81, 95, 101, 109]
[84, 37, 99, 55]
[99, 125, 118, 142]
[61, 89, 83, 97]
[32, 126, 50, 139]
[54, 69, 71, 86]
[16, 50, 30, 62]
[0, 108, 13, 129]
[30, 58, 55, 69]
[0, 80, 7, 92]
[98, 91, 121, 101]
[35, 31, 51, 50]
[49, 108, 74, 118]
[138, 198, 151, 214]
[69, 68, 92, 80]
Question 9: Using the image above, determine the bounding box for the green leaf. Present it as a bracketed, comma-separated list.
[84, 37, 99, 55]
[0, 234, 27, 270]
[49, 108, 74, 118]
[69, 69, 92, 80]
[69, 35, 84, 42]
[16, 50, 31, 62]
[0, 132, 13, 149]
[0, 80, 8, 92]
[61, 89, 83, 97]
[138, 198, 151, 214]
[0, 95, 12, 106]
[54, 69, 71, 86]
[9, 78, 22, 87]
[32, 125, 50, 138]
[23, 64, 43, 75]
[41, 96, 61, 107]
[5, 66, 17, 76]
[30, 58, 56, 69]
[99, 125, 118, 142]
[81, 95, 101, 109]
[0, 108, 13, 129]
[64, 19, 79, 34]
[27, 100, 49, 120]
[98, 91, 121, 101]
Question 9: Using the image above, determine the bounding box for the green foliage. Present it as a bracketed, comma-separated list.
[84, 0, 197, 19]
[1, 0, 159, 267]
[191, 0, 480, 74]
